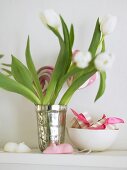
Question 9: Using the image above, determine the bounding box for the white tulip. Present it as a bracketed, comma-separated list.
[4, 142, 18, 152]
[94, 52, 114, 71]
[100, 15, 117, 35]
[73, 51, 92, 69]
[40, 9, 61, 29]
[16, 142, 31, 153]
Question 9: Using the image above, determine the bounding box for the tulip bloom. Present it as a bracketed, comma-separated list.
[100, 15, 117, 35]
[73, 51, 92, 69]
[40, 9, 61, 29]
[94, 52, 114, 71]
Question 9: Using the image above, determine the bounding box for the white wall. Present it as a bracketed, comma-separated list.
[0, 0, 127, 150]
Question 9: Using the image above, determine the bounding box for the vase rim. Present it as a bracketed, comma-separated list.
[35, 104, 67, 111]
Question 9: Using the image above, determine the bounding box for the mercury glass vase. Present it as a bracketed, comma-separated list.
[36, 105, 67, 152]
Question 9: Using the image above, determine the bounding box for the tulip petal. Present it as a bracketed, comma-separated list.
[71, 109, 91, 126]
[105, 117, 124, 125]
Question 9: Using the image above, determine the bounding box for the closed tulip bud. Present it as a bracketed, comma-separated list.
[73, 51, 92, 69]
[100, 15, 117, 35]
[94, 52, 114, 71]
[40, 9, 61, 29]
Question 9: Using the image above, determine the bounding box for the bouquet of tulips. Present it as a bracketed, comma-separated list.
[0, 10, 117, 105]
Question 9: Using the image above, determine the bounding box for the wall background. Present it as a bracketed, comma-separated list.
[0, 0, 127, 150]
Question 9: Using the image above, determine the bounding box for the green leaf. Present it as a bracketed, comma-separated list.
[0, 54, 4, 59]
[0, 73, 41, 104]
[101, 39, 105, 52]
[2, 63, 11, 67]
[1, 68, 12, 76]
[50, 65, 94, 104]
[89, 18, 101, 57]
[60, 16, 71, 71]
[70, 24, 74, 48]
[94, 71, 106, 102]
[25, 37, 43, 103]
[43, 17, 72, 105]
[42, 41, 65, 105]
[59, 69, 96, 105]
[11, 55, 35, 92]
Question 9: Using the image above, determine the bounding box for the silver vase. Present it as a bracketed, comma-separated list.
[36, 105, 67, 152]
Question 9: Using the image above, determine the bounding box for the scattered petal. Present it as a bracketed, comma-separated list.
[105, 117, 124, 125]
[4, 142, 18, 152]
[16, 142, 31, 153]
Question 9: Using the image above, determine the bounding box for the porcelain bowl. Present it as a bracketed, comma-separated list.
[68, 128, 119, 151]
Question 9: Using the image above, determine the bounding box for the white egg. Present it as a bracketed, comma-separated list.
[4, 142, 18, 152]
[16, 142, 31, 153]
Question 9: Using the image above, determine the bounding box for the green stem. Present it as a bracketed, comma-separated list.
[50, 66, 81, 104]
[59, 68, 96, 105]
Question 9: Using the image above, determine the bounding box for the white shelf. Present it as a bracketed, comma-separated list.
[0, 150, 127, 168]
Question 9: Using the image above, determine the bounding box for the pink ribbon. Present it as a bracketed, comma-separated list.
[71, 109, 124, 130]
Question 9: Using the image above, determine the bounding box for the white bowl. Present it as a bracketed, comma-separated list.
[68, 128, 119, 151]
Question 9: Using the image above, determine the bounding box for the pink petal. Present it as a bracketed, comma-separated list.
[71, 109, 90, 126]
[70, 109, 79, 117]
[88, 124, 106, 130]
[105, 117, 124, 125]
[79, 113, 91, 125]
[102, 114, 106, 119]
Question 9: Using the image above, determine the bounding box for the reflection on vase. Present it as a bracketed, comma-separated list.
[36, 105, 67, 152]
